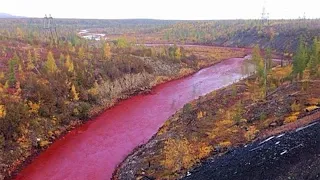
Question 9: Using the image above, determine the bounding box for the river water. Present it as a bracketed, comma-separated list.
[15, 56, 255, 180]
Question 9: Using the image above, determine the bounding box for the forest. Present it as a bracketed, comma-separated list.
[2, 18, 320, 52]
[1, 18, 320, 179]
[0, 18, 247, 179]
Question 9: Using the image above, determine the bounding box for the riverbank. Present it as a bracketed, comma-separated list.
[183, 117, 320, 180]
[113, 65, 320, 179]
[8, 46, 248, 180]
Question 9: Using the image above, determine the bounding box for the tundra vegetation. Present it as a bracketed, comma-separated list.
[0, 19, 246, 178]
[114, 37, 320, 179]
[1, 18, 320, 179]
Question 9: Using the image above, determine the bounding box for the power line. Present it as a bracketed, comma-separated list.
[43, 14, 59, 43]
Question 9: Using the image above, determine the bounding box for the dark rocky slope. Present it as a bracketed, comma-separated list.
[183, 120, 320, 180]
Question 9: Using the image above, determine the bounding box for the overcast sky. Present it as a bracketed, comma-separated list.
[1, 0, 319, 20]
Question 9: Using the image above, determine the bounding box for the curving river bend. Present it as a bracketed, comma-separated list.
[15, 56, 255, 180]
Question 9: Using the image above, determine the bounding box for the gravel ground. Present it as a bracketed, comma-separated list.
[182, 120, 320, 180]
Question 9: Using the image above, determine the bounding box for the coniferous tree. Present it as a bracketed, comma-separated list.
[78, 47, 85, 59]
[252, 45, 264, 80]
[8, 59, 16, 87]
[307, 38, 320, 76]
[0, 104, 6, 118]
[252, 45, 268, 98]
[65, 55, 74, 72]
[116, 38, 128, 48]
[16, 27, 24, 39]
[0, 71, 4, 80]
[27, 50, 35, 70]
[292, 38, 308, 79]
[13, 52, 21, 64]
[103, 42, 111, 60]
[71, 84, 79, 101]
[45, 51, 58, 73]
[59, 53, 65, 67]
[265, 48, 272, 71]
[175, 47, 182, 60]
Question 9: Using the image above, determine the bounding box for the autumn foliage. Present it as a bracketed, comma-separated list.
[0, 21, 248, 178]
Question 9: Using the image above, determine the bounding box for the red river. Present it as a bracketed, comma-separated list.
[15, 56, 254, 180]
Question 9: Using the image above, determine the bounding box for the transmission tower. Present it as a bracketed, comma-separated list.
[261, 1, 269, 25]
[43, 14, 59, 43]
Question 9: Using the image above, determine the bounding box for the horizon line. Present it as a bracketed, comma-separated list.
[1, 12, 320, 21]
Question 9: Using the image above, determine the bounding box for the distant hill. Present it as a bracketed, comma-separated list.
[0, 13, 23, 18]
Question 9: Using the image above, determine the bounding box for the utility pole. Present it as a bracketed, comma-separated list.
[261, 1, 270, 98]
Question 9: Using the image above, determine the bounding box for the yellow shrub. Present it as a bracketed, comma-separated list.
[157, 121, 170, 135]
[211, 90, 217, 97]
[197, 111, 203, 119]
[245, 126, 259, 141]
[161, 138, 197, 172]
[0, 72, 4, 79]
[197, 111, 206, 119]
[71, 84, 79, 101]
[0, 105, 6, 118]
[39, 140, 50, 147]
[272, 65, 292, 79]
[88, 81, 99, 96]
[215, 119, 233, 127]
[51, 116, 57, 125]
[54, 130, 61, 136]
[28, 101, 40, 114]
[291, 101, 301, 112]
[17, 135, 30, 149]
[198, 143, 213, 159]
[152, 76, 170, 85]
[179, 68, 193, 76]
[219, 141, 232, 147]
[284, 112, 299, 124]
[206, 131, 216, 139]
[305, 105, 319, 112]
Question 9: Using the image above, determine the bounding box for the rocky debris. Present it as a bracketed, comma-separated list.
[182, 120, 320, 180]
[269, 122, 277, 127]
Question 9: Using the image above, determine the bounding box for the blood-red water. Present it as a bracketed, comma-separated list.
[15, 57, 254, 180]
